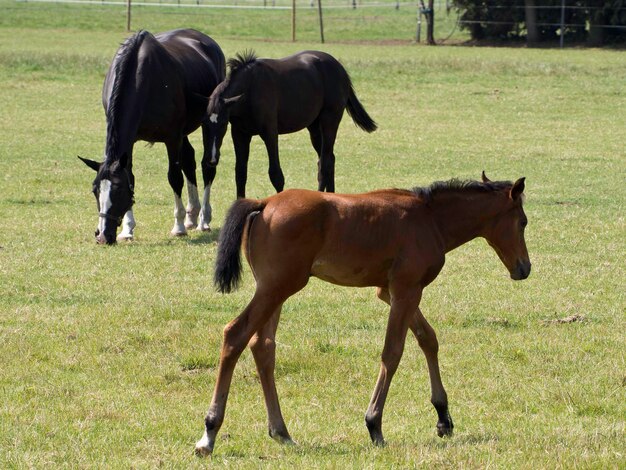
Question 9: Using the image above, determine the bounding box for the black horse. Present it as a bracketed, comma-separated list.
[79, 29, 225, 244]
[204, 50, 377, 198]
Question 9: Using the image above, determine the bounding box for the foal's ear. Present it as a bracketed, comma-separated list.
[223, 94, 244, 107]
[78, 156, 101, 172]
[481, 171, 492, 183]
[510, 177, 526, 201]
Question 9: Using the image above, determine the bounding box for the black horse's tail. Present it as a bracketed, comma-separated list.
[214, 199, 266, 294]
[346, 84, 377, 133]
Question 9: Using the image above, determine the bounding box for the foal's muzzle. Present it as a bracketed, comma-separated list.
[511, 260, 532, 280]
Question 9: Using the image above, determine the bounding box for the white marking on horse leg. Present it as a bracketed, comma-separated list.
[171, 194, 187, 236]
[97, 179, 112, 241]
[117, 209, 136, 241]
[210, 141, 217, 165]
[185, 183, 200, 229]
[197, 183, 212, 231]
[209, 113, 218, 123]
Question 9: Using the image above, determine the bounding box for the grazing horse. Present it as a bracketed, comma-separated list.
[195, 173, 531, 455]
[79, 29, 225, 244]
[203, 50, 377, 198]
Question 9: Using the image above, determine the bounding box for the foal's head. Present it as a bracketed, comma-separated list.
[481, 173, 531, 280]
[204, 51, 255, 167]
[79, 156, 134, 244]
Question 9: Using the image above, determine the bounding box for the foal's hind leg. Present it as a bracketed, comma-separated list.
[249, 306, 294, 444]
[365, 290, 417, 446]
[409, 308, 453, 437]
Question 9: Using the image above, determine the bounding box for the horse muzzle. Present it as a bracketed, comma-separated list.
[95, 228, 117, 245]
[510, 260, 531, 280]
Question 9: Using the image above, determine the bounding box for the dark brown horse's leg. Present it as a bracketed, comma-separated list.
[179, 137, 201, 230]
[409, 308, 453, 438]
[365, 291, 416, 446]
[248, 306, 294, 444]
[195, 292, 283, 456]
[232, 127, 252, 198]
[260, 131, 285, 194]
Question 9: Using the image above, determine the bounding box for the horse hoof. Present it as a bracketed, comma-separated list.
[184, 221, 198, 230]
[437, 422, 453, 438]
[197, 224, 211, 232]
[117, 233, 134, 242]
[170, 228, 188, 237]
[195, 433, 214, 457]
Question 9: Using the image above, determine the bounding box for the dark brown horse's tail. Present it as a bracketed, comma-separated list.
[346, 85, 377, 133]
[214, 199, 266, 294]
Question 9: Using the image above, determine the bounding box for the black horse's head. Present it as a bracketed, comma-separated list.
[79, 156, 134, 244]
[204, 83, 243, 168]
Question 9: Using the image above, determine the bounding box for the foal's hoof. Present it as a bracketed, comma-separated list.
[270, 430, 296, 446]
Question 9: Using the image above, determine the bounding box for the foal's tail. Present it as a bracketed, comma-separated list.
[214, 199, 266, 294]
[346, 84, 377, 133]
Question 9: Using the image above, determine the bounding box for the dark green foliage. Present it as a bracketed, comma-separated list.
[452, 0, 626, 44]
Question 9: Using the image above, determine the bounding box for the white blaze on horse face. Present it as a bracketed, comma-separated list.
[209, 113, 218, 123]
[98, 179, 112, 234]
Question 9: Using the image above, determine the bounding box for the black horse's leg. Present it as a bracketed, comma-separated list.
[409, 308, 453, 437]
[318, 112, 342, 193]
[198, 124, 217, 231]
[179, 136, 201, 230]
[118, 150, 136, 241]
[232, 127, 252, 198]
[307, 121, 325, 191]
[166, 139, 187, 236]
[260, 129, 285, 194]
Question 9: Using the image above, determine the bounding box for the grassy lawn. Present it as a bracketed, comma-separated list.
[0, 1, 624, 467]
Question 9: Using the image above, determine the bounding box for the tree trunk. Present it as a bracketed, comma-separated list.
[525, 0, 539, 45]
[426, 0, 435, 45]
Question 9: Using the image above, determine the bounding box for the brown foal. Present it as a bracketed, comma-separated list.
[195, 173, 531, 455]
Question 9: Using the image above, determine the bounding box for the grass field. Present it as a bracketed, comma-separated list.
[0, 1, 625, 468]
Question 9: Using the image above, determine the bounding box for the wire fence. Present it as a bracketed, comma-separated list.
[15, 0, 626, 43]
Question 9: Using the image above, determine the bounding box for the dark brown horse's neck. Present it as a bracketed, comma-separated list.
[430, 191, 506, 253]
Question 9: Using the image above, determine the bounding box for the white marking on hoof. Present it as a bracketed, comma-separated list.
[117, 232, 134, 242]
[171, 225, 188, 237]
[195, 431, 213, 456]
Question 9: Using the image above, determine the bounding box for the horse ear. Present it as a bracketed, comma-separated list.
[78, 156, 101, 172]
[223, 94, 244, 107]
[481, 171, 492, 183]
[510, 177, 526, 201]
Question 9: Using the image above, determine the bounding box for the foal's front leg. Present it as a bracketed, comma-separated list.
[260, 130, 285, 194]
[166, 140, 187, 236]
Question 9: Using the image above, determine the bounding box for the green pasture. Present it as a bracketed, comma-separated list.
[0, 2, 624, 468]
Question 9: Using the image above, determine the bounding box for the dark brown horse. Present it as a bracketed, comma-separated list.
[203, 50, 377, 199]
[79, 29, 225, 244]
[195, 173, 531, 455]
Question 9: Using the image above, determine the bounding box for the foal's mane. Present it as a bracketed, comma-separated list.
[411, 179, 513, 204]
[227, 50, 258, 77]
[105, 30, 151, 164]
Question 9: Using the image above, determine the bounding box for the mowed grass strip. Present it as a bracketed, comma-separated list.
[0, 3, 624, 468]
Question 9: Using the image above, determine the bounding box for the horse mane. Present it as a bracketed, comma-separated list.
[227, 50, 258, 77]
[105, 30, 151, 163]
[411, 178, 513, 204]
